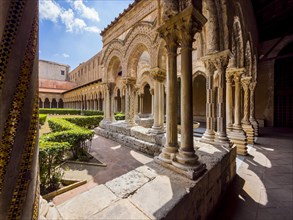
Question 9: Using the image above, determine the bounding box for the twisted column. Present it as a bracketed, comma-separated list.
[0, 0, 39, 218]
[249, 82, 259, 137]
[241, 77, 254, 144]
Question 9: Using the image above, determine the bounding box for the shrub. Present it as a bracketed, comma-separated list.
[39, 108, 104, 116]
[41, 118, 94, 159]
[82, 110, 104, 116]
[39, 108, 81, 115]
[39, 140, 71, 195]
[64, 115, 103, 129]
[115, 112, 125, 120]
[39, 114, 47, 125]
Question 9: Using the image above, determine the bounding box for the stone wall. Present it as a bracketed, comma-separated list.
[39, 60, 70, 81]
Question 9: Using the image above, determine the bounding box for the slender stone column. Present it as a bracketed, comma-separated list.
[150, 88, 154, 116]
[241, 76, 254, 144]
[134, 87, 139, 119]
[123, 77, 136, 126]
[150, 68, 166, 132]
[172, 18, 205, 174]
[139, 94, 144, 114]
[100, 83, 116, 124]
[201, 60, 216, 142]
[249, 81, 259, 137]
[0, 0, 39, 218]
[228, 68, 247, 155]
[226, 71, 233, 131]
[157, 29, 179, 164]
[213, 52, 231, 145]
[42, 101, 44, 108]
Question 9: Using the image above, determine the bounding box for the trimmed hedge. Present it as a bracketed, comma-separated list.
[115, 112, 125, 120]
[41, 118, 94, 159]
[39, 140, 71, 195]
[39, 114, 47, 125]
[39, 108, 103, 116]
[64, 116, 103, 129]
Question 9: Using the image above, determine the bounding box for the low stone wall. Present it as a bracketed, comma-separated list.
[95, 121, 164, 156]
[56, 142, 236, 220]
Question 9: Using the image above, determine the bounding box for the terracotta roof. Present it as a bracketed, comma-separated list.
[100, 0, 142, 36]
[39, 78, 76, 90]
[39, 88, 67, 94]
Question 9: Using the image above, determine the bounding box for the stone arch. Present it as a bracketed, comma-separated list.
[232, 16, 244, 68]
[101, 40, 124, 65]
[126, 43, 151, 78]
[51, 98, 57, 108]
[193, 74, 207, 122]
[58, 98, 64, 108]
[137, 72, 153, 89]
[106, 55, 123, 82]
[193, 70, 207, 80]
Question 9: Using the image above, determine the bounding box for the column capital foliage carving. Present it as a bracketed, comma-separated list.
[150, 67, 166, 82]
[121, 76, 136, 86]
[226, 67, 246, 81]
[158, 5, 207, 53]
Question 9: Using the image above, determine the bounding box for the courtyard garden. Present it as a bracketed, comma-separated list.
[38, 108, 125, 196]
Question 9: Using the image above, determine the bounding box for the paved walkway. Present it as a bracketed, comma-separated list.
[53, 135, 153, 205]
[214, 127, 293, 220]
[53, 127, 293, 220]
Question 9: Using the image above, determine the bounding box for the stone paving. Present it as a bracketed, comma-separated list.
[214, 127, 293, 220]
[53, 127, 293, 220]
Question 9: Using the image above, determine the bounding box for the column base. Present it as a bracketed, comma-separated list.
[228, 129, 248, 155]
[215, 132, 231, 147]
[201, 130, 215, 143]
[242, 123, 254, 144]
[149, 126, 165, 134]
[154, 156, 206, 180]
[250, 119, 259, 137]
[157, 145, 179, 164]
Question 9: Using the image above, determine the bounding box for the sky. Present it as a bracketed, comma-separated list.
[39, 0, 134, 70]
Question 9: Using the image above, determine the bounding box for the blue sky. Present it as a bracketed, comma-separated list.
[39, 0, 134, 70]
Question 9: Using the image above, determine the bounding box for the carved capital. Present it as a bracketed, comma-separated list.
[226, 67, 246, 82]
[121, 77, 136, 86]
[241, 76, 251, 91]
[150, 68, 166, 82]
[150, 88, 154, 95]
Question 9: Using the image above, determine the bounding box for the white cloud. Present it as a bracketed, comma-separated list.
[39, 0, 61, 23]
[73, 1, 100, 22]
[40, 0, 100, 35]
[62, 53, 70, 58]
[84, 26, 101, 34]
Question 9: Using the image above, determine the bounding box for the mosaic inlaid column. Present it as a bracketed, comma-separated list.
[150, 68, 166, 133]
[0, 0, 39, 219]
[241, 76, 254, 144]
[249, 81, 259, 137]
[213, 52, 231, 145]
[157, 28, 179, 164]
[228, 68, 247, 155]
[201, 60, 216, 142]
[101, 83, 115, 123]
[123, 77, 136, 126]
[172, 20, 205, 175]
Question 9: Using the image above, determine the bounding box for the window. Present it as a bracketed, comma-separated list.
[61, 70, 65, 75]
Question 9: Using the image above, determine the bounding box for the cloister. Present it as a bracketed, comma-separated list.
[0, 0, 292, 219]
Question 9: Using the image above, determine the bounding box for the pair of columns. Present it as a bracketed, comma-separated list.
[201, 50, 231, 146]
[157, 6, 207, 179]
[226, 68, 258, 155]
